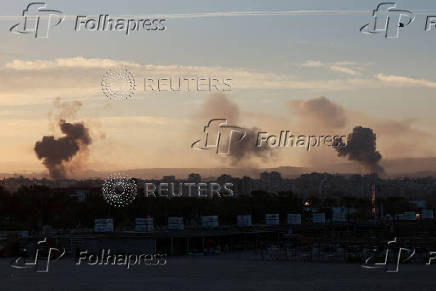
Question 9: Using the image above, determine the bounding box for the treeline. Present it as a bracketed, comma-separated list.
[0, 185, 429, 230]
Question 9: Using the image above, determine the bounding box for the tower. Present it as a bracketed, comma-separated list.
[371, 184, 376, 218]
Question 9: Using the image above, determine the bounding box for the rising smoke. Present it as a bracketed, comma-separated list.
[228, 127, 274, 165]
[34, 119, 92, 180]
[288, 96, 347, 129]
[333, 126, 385, 176]
[197, 93, 274, 165]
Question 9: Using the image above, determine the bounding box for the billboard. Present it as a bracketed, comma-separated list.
[312, 213, 326, 224]
[287, 214, 301, 225]
[332, 207, 346, 222]
[399, 212, 416, 221]
[201, 215, 219, 228]
[237, 215, 252, 227]
[422, 209, 434, 220]
[168, 217, 184, 230]
[136, 217, 154, 231]
[266, 213, 280, 225]
[94, 218, 114, 232]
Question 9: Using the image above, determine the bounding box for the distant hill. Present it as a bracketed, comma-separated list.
[2, 157, 436, 179]
[317, 157, 436, 177]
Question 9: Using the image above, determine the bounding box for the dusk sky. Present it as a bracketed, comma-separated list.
[1, 0, 436, 175]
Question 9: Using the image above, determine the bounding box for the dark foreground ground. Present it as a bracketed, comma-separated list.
[1, 254, 436, 291]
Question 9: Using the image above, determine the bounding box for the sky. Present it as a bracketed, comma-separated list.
[0, 0, 436, 176]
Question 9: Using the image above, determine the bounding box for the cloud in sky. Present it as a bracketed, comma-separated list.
[302, 60, 362, 76]
[375, 73, 436, 88]
[3, 56, 436, 103]
[288, 96, 348, 129]
[5, 57, 141, 70]
[2, 56, 436, 113]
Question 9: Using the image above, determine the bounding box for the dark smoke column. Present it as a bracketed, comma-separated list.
[333, 126, 385, 176]
[34, 119, 92, 179]
[228, 127, 274, 165]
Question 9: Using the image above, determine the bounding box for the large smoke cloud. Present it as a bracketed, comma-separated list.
[334, 126, 385, 176]
[34, 119, 92, 179]
[286, 96, 349, 170]
[288, 96, 347, 130]
[196, 93, 274, 165]
[227, 127, 273, 165]
[198, 93, 240, 124]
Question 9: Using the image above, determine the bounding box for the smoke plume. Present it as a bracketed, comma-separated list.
[333, 126, 385, 175]
[228, 127, 274, 165]
[288, 96, 347, 130]
[197, 93, 274, 165]
[196, 93, 240, 124]
[48, 97, 83, 132]
[34, 119, 92, 179]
